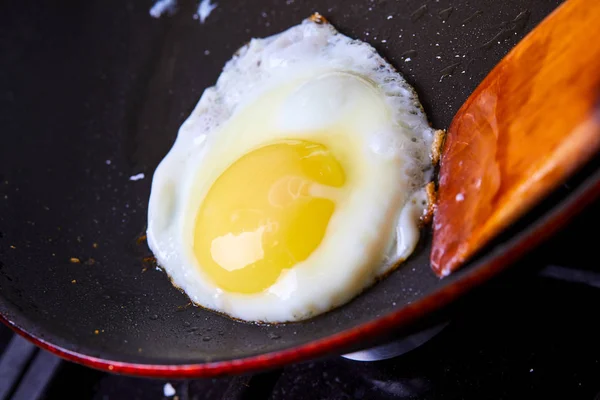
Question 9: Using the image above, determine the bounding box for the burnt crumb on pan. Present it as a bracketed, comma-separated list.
[92, 242, 98, 249]
[309, 12, 328, 24]
[142, 256, 158, 272]
[71, 279, 77, 284]
[431, 129, 446, 166]
[176, 302, 193, 312]
[70, 257, 81, 264]
[136, 234, 147, 245]
[142, 256, 156, 264]
[421, 181, 437, 225]
[142, 256, 157, 269]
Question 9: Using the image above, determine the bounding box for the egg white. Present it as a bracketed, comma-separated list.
[147, 17, 435, 322]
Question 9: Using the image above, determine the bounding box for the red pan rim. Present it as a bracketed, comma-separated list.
[1, 170, 599, 378]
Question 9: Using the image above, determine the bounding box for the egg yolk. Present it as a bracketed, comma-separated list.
[194, 140, 346, 294]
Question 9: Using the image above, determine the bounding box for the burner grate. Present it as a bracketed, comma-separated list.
[0, 336, 60, 400]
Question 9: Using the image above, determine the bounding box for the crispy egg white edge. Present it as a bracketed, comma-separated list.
[147, 18, 435, 323]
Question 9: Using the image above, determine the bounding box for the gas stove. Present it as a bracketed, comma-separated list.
[2, 203, 599, 400]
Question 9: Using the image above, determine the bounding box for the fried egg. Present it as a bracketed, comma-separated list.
[147, 15, 436, 323]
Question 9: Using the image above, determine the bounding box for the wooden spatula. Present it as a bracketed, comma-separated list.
[431, 0, 600, 277]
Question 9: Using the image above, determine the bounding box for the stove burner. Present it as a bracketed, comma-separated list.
[0, 335, 61, 400]
[341, 322, 449, 361]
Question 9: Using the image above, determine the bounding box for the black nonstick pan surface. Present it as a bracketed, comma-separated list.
[2, 0, 597, 377]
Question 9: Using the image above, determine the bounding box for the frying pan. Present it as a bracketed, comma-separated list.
[1, 0, 599, 378]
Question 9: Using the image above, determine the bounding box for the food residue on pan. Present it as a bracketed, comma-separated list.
[149, 0, 177, 18]
[70, 257, 80, 264]
[136, 234, 147, 245]
[195, 0, 217, 23]
[129, 173, 145, 181]
[146, 14, 440, 323]
[142, 256, 157, 273]
[149, 0, 218, 23]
